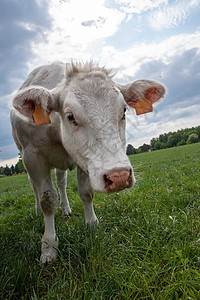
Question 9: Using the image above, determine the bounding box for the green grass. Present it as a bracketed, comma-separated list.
[0, 143, 200, 299]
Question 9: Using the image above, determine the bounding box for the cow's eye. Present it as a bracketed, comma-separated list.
[122, 107, 126, 120]
[66, 111, 78, 126]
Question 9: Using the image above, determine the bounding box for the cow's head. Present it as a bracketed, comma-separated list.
[12, 62, 165, 193]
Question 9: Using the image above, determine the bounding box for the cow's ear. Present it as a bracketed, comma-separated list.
[12, 86, 59, 125]
[118, 80, 165, 115]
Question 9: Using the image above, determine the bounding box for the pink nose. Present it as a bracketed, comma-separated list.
[104, 169, 133, 193]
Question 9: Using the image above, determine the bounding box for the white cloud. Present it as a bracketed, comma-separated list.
[148, 0, 200, 30]
[116, 0, 167, 14]
[48, 0, 125, 44]
[28, 0, 200, 74]
[29, 0, 125, 68]
[149, 3, 187, 30]
[0, 156, 18, 168]
[99, 31, 200, 80]
[116, 0, 200, 30]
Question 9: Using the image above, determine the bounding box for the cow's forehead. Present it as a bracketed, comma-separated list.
[66, 62, 113, 81]
[61, 69, 126, 120]
[70, 74, 121, 105]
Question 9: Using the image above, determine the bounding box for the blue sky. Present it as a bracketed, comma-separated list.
[0, 0, 200, 166]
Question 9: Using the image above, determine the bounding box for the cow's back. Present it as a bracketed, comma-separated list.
[20, 62, 66, 90]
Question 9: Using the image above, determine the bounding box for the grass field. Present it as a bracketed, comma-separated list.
[0, 143, 200, 299]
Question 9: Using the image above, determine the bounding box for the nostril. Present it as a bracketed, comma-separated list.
[104, 174, 113, 187]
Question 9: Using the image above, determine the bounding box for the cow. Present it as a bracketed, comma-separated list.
[10, 61, 165, 263]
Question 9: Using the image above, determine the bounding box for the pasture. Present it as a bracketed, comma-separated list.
[0, 143, 200, 299]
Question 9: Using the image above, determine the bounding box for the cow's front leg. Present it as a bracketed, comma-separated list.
[55, 169, 71, 216]
[77, 166, 98, 226]
[24, 153, 59, 263]
[41, 215, 58, 264]
[40, 181, 59, 264]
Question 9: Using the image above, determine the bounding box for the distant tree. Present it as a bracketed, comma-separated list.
[0, 166, 4, 175]
[4, 165, 11, 176]
[137, 147, 142, 154]
[15, 160, 25, 173]
[167, 134, 178, 148]
[177, 140, 186, 146]
[150, 138, 159, 151]
[187, 133, 199, 144]
[150, 125, 200, 151]
[15, 164, 19, 174]
[142, 144, 150, 152]
[14, 152, 25, 173]
[11, 165, 15, 175]
[154, 140, 162, 150]
[159, 133, 168, 144]
[195, 126, 200, 140]
[183, 132, 189, 142]
[126, 144, 136, 155]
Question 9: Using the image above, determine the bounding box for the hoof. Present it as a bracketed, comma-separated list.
[41, 236, 58, 264]
[61, 205, 71, 217]
[86, 216, 99, 227]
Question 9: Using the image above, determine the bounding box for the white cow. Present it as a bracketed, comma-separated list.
[10, 62, 165, 263]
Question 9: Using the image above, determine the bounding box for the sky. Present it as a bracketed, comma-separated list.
[0, 0, 200, 166]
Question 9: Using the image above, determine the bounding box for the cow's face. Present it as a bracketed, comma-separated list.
[12, 63, 165, 193]
[59, 73, 134, 192]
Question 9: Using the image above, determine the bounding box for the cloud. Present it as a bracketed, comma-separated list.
[0, 0, 52, 164]
[0, 0, 52, 93]
[116, 0, 200, 30]
[28, 0, 125, 69]
[81, 17, 106, 28]
[148, 0, 200, 30]
[0, 156, 19, 167]
[116, 0, 167, 14]
[99, 31, 200, 80]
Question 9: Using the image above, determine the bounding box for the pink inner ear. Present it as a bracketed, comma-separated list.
[125, 91, 138, 108]
[145, 87, 162, 104]
[17, 99, 35, 118]
[24, 100, 35, 111]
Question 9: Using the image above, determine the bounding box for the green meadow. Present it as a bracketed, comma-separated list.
[0, 143, 200, 299]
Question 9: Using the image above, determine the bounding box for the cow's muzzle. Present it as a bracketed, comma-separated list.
[104, 169, 133, 193]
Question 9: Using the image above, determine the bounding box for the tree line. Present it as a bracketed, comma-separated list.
[126, 125, 200, 155]
[0, 154, 25, 177]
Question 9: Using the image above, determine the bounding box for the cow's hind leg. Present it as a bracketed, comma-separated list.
[23, 151, 59, 263]
[55, 169, 71, 216]
[77, 166, 98, 226]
